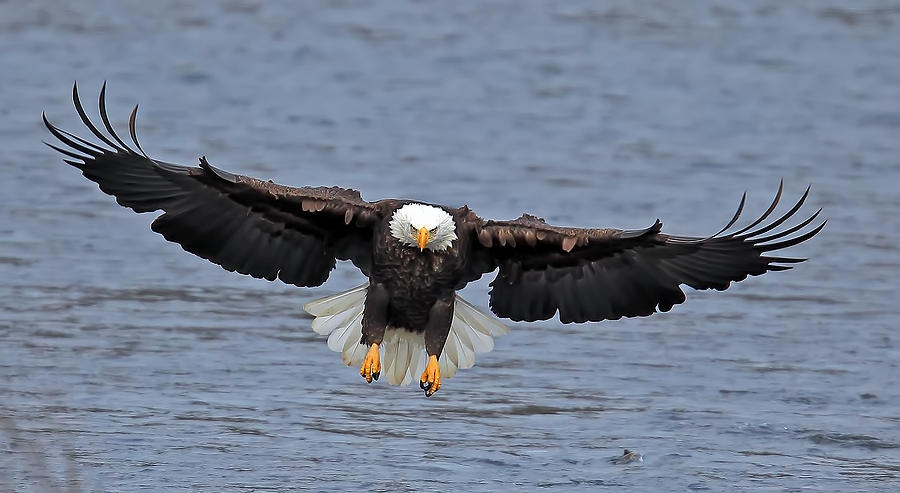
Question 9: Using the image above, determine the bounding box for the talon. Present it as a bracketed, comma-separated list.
[360, 343, 381, 384]
[419, 355, 441, 397]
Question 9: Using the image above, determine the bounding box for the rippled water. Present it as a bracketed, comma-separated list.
[3, 1, 900, 491]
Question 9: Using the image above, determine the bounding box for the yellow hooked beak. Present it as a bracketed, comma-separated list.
[416, 227, 430, 251]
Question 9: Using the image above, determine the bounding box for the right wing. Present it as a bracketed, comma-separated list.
[459, 184, 823, 323]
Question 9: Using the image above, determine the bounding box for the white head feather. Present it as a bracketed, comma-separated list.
[389, 203, 457, 252]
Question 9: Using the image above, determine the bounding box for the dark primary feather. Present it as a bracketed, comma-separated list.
[465, 181, 825, 323]
[44, 83, 383, 286]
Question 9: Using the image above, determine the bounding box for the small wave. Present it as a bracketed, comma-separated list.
[808, 433, 900, 450]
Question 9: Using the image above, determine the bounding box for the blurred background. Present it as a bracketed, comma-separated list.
[1, 1, 899, 491]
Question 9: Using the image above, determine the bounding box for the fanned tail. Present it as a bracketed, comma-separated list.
[302, 283, 510, 386]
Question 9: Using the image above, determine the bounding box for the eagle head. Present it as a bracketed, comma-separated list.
[389, 203, 457, 252]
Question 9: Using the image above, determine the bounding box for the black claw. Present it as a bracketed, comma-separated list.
[420, 380, 430, 390]
[424, 389, 432, 397]
[372, 371, 379, 381]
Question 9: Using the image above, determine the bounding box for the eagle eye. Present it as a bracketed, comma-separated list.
[429, 226, 439, 235]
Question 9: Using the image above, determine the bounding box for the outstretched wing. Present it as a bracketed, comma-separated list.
[463, 182, 824, 323]
[44, 83, 384, 287]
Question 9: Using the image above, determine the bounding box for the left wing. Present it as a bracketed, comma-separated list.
[461, 183, 824, 323]
[44, 83, 385, 286]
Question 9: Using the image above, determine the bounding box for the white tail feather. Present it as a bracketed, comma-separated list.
[303, 282, 509, 386]
[304, 283, 368, 318]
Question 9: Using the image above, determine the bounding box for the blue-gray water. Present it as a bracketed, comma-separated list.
[2, 1, 899, 491]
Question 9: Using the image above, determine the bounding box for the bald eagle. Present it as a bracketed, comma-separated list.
[44, 84, 825, 396]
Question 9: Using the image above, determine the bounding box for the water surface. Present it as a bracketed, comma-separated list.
[2, 1, 899, 491]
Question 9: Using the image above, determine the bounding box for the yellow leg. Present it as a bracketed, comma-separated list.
[360, 343, 381, 383]
[419, 355, 441, 397]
